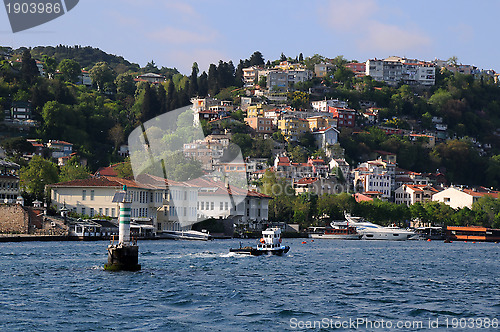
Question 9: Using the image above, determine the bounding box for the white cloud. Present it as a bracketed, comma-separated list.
[148, 26, 217, 44]
[108, 11, 143, 27]
[163, 1, 197, 18]
[323, 0, 432, 54]
[325, 0, 377, 31]
[360, 22, 431, 52]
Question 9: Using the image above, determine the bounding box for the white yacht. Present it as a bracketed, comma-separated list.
[344, 214, 415, 241]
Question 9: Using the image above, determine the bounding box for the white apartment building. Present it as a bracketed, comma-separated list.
[432, 187, 500, 209]
[366, 57, 435, 86]
[394, 184, 439, 206]
[266, 69, 313, 92]
[49, 174, 199, 232]
[353, 159, 396, 199]
[187, 176, 271, 229]
[243, 66, 261, 87]
[311, 99, 348, 112]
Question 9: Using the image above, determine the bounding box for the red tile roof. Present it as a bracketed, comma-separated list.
[354, 193, 373, 202]
[95, 163, 124, 177]
[462, 188, 500, 198]
[295, 177, 318, 185]
[50, 176, 123, 188]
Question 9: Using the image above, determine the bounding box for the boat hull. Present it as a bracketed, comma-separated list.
[230, 246, 290, 256]
[360, 231, 414, 241]
[157, 230, 211, 241]
[309, 233, 362, 240]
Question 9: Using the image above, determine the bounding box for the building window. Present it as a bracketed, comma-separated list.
[90, 190, 94, 201]
[225, 202, 229, 210]
[200, 202, 204, 210]
[90, 208, 94, 217]
[99, 208, 103, 216]
[220, 202, 224, 210]
[105, 208, 109, 216]
[111, 208, 115, 217]
[444, 197, 450, 203]
[211, 202, 214, 210]
[82, 190, 86, 200]
[81, 207, 86, 216]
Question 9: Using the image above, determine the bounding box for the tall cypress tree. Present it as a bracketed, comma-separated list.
[207, 64, 218, 96]
[235, 60, 244, 88]
[141, 84, 152, 121]
[189, 62, 199, 97]
[198, 71, 208, 97]
[21, 49, 39, 84]
[165, 79, 175, 112]
[156, 84, 167, 115]
[228, 60, 236, 86]
[249, 51, 264, 66]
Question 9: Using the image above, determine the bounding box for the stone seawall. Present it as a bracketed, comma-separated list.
[0, 204, 29, 234]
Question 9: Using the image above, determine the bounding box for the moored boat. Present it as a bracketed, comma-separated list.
[158, 229, 212, 241]
[444, 226, 500, 242]
[308, 221, 362, 240]
[230, 227, 290, 256]
[345, 214, 415, 241]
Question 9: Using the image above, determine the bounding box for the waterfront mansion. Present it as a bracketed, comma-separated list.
[48, 174, 271, 234]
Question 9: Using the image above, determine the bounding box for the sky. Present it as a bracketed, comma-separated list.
[0, 0, 498, 75]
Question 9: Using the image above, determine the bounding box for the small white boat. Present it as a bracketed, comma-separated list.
[230, 227, 290, 255]
[345, 214, 415, 241]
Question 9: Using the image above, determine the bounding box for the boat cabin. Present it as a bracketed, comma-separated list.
[258, 227, 283, 249]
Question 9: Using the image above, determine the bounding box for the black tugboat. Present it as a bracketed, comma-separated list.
[230, 227, 290, 256]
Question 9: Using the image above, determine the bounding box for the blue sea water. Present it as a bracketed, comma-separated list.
[0, 239, 499, 331]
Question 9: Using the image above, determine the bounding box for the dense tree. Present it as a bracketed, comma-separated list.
[304, 54, 326, 70]
[189, 62, 199, 97]
[140, 84, 154, 121]
[234, 60, 244, 87]
[31, 45, 140, 72]
[156, 83, 168, 115]
[115, 159, 134, 178]
[19, 155, 59, 199]
[59, 157, 91, 182]
[89, 61, 115, 92]
[207, 63, 218, 96]
[108, 123, 125, 154]
[288, 91, 310, 109]
[198, 71, 208, 97]
[58, 59, 81, 83]
[115, 74, 136, 96]
[21, 49, 39, 84]
[42, 55, 57, 78]
[0, 137, 35, 159]
[248, 51, 265, 66]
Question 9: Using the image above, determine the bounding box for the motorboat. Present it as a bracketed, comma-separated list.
[344, 213, 415, 241]
[158, 229, 212, 241]
[230, 227, 290, 255]
[308, 221, 362, 240]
